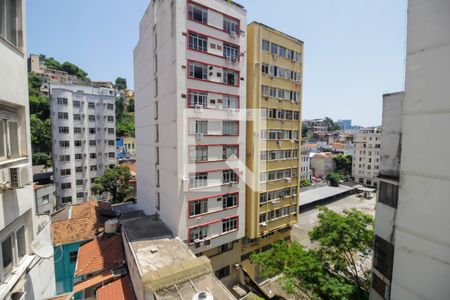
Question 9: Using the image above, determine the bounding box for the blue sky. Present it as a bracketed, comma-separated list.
[27, 0, 407, 126]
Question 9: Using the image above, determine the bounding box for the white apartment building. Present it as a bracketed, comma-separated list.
[0, 0, 56, 298]
[300, 152, 311, 181]
[50, 84, 116, 207]
[134, 0, 247, 256]
[352, 127, 381, 187]
[370, 0, 450, 299]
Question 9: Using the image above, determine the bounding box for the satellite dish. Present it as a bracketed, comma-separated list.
[31, 225, 54, 259]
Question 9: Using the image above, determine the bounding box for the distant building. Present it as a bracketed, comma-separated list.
[0, 1, 56, 298]
[50, 84, 116, 207]
[34, 183, 56, 215]
[337, 119, 352, 130]
[310, 152, 335, 177]
[116, 136, 136, 159]
[352, 127, 381, 187]
[301, 152, 312, 181]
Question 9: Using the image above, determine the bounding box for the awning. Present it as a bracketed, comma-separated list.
[73, 271, 115, 293]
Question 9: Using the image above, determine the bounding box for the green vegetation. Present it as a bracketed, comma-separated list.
[41, 55, 90, 81]
[91, 166, 135, 204]
[251, 207, 374, 300]
[323, 117, 341, 132]
[300, 179, 312, 188]
[115, 77, 135, 137]
[334, 154, 353, 176]
[32, 153, 52, 167]
[326, 172, 343, 187]
[115, 77, 127, 90]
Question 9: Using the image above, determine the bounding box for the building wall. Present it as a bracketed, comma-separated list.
[352, 128, 381, 187]
[54, 241, 82, 294]
[389, 0, 450, 299]
[35, 184, 56, 214]
[245, 22, 302, 244]
[135, 0, 247, 258]
[0, 0, 55, 298]
[50, 84, 116, 207]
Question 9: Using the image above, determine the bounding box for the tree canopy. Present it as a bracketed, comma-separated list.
[334, 154, 353, 176]
[115, 77, 127, 90]
[41, 55, 89, 81]
[91, 166, 135, 204]
[323, 117, 341, 132]
[326, 172, 343, 187]
[251, 207, 374, 300]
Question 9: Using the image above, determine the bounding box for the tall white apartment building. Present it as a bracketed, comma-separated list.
[370, 0, 450, 299]
[50, 84, 116, 207]
[300, 152, 312, 181]
[352, 127, 381, 187]
[0, 0, 55, 298]
[134, 0, 247, 260]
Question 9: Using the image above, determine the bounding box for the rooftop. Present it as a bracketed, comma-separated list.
[96, 275, 135, 300]
[51, 200, 116, 246]
[300, 185, 355, 206]
[75, 234, 125, 276]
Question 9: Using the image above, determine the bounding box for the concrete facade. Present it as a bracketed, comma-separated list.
[371, 1, 450, 299]
[134, 0, 247, 285]
[352, 127, 381, 187]
[34, 183, 56, 215]
[300, 152, 311, 181]
[50, 84, 116, 207]
[0, 0, 55, 298]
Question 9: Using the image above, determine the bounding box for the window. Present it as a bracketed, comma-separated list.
[89, 140, 96, 147]
[191, 146, 208, 162]
[74, 140, 82, 147]
[76, 179, 83, 186]
[188, 32, 207, 52]
[61, 182, 71, 190]
[69, 250, 78, 263]
[223, 145, 238, 159]
[188, 91, 208, 108]
[189, 199, 208, 216]
[223, 43, 239, 59]
[89, 128, 96, 134]
[271, 43, 279, 55]
[90, 153, 96, 159]
[60, 169, 71, 176]
[188, 4, 207, 23]
[379, 182, 399, 209]
[76, 192, 84, 199]
[278, 46, 287, 57]
[189, 62, 207, 80]
[222, 217, 237, 233]
[190, 172, 207, 188]
[107, 116, 114, 122]
[108, 128, 114, 134]
[62, 196, 72, 203]
[57, 98, 68, 105]
[58, 127, 69, 134]
[195, 120, 208, 134]
[108, 152, 115, 158]
[73, 101, 81, 107]
[222, 194, 237, 209]
[7, 120, 19, 158]
[75, 167, 83, 173]
[107, 103, 114, 110]
[90, 165, 97, 172]
[223, 69, 238, 86]
[215, 266, 231, 279]
[223, 17, 238, 33]
[59, 141, 70, 148]
[222, 170, 237, 184]
[189, 225, 208, 243]
[223, 95, 238, 109]
[223, 121, 238, 135]
[373, 235, 394, 280]
[88, 115, 95, 121]
[261, 63, 269, 74]
[73, 114, 81, 121]
[108, 140, 115, 146]
[219, 243, 233, 253]
[0, 0, 21, 48]
[88, 102, 95, 109]
[261, 85, 269, 96]
[41, 195, 49, 205]
[58, 112, 68, 120]
[262, 39, 270, 51]
[59, 155, 70, 162]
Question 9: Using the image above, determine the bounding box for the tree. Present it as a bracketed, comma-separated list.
[300, 179, 312, 188]
[61, 61, 89, 81]
[116, 113, 135, 137]
[326, 172, 343, 187]
[127, 98, 135, 112]
[30, 115, 52, 154]
[334, 154, 352, 176]
[115, 77, 127, 90]
[32, 153, 52, 167]
[251, 207, 374, 300]
[91, 166, 134, 204]
[323, 117, 340, 132]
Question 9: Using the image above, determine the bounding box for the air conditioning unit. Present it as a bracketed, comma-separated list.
[204, 237, 211, 246]
[194, 104, 203, 113]
[195, 133, 204, 140]
[8, 164, 31, 189]
[230, 31, 237, 38]
[284, 177, 292, 183]
[231, 57, 238, 64]
[194, 239, 202, 248]
[260, 222, 267, 227]
[272, 54, 278, 60]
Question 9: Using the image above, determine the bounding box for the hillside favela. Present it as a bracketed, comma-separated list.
[0, 0, 449, 299]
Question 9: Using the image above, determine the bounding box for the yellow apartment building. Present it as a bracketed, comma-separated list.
[242, 22, 303, 280]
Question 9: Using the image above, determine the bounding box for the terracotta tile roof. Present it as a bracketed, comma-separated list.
[331, 142, 346, 149]
[97, 276, 135, 300]
[75, 235, 124, 276]
[313, 152, 333, 159]
[51, 201, 113, 246]
[73, 271, 115, 293]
